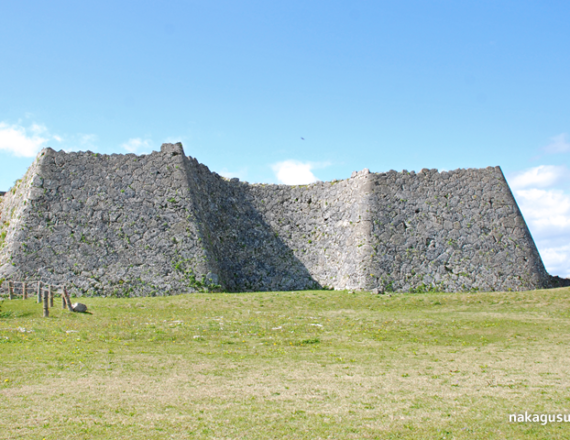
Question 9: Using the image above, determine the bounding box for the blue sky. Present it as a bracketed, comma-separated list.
[1, 1, 569, 276]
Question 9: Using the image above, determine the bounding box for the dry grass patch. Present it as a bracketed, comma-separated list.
[1, 288, 569, 439]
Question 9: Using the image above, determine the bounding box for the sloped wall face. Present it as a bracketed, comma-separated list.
[0, 155, 46, 275]
[181, 159, 318, 291]
[0, 146, 215, 296]
[246, 178, 374, 291]
[366, 167, 549, 292]
[171, 157, 373, 291]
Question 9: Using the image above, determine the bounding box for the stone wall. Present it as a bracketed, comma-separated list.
[0, 144, 216, 296]
[0, 143, 558, 296]
[366, 167, 549, 292]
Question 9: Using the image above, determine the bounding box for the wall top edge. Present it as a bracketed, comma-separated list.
[34, 144, 503, 189]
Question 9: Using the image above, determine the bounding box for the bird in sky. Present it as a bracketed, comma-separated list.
[301, 137, 305, 140]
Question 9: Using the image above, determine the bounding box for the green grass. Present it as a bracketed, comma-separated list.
[1, 288, 569, 439]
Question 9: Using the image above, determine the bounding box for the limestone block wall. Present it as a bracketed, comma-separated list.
[366, 167, 549, 292]
[0, 144, 216, 296]
[181, 158, 319, 292]
[245, 178, 374, 291]
[0, 142, 557, 295]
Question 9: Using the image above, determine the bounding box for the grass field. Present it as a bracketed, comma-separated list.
[1, 287, 569, 439]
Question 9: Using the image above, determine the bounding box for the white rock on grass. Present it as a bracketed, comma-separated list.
[72, 303, 88, 313]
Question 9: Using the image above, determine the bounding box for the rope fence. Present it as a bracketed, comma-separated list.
[0, 281, 73, 317]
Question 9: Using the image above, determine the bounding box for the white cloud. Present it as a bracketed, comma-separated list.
[271, 160, 324, 185]
[543, 133, 570, 154]
[541, 244, 570, 278]
[30, 123, 47, 135]
[509, 165, 569, 190]
[0, 122, 49, 157]
[514, 188, 570, 238]
[508, 165, 570, 278]
[121, 138, 152, 154]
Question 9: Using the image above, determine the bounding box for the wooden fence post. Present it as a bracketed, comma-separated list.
[61, 286, 67, 309]
[43, 290, 49, 317]
[37, 281, 42, 303]
[49, 286, 54, 307]
[22, 282, 27, 300]
[63, 286, 73, 311]
[8, 281, 13, 300]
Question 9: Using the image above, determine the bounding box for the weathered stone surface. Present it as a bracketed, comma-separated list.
[0, 142, 564, 296]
